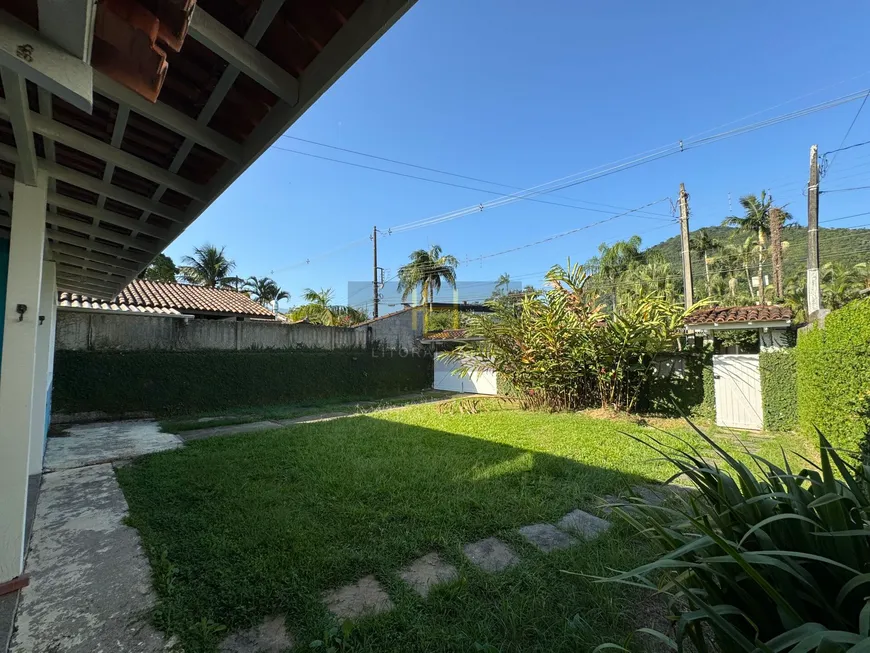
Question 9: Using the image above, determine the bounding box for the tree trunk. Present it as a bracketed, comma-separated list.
[746, 264, 754, 298]
[757, 228, 765, 305]
[770, 208, 784, 298]
[704, 254, 711, 295]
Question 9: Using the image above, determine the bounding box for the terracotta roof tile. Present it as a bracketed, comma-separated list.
[685, 305, 794, 326]
[423, 329, 472, 340]
[58, 279, 276, 318]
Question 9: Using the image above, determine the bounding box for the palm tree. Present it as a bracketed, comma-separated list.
[290, 288, 367, 326]
[588, 235, 643, 309]
[720, 238, 758, 301]
[822, 262, 862, 309]
[179, 244, 236, 288]
[689, 230, 719, 296]
[783, 272, 807, 323]
[396, 245, 459, 311]
[493, 273, 511, 296]
[244, 276, 289, 309]
[723, 192, 775, 304]
[768, 206, 793, 298]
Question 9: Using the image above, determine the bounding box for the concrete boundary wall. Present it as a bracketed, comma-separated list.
[56, 311, 366, 352]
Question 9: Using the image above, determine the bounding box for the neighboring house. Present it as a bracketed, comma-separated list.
[58, 279, 281, 321]
[0, 0, 415, 593]
[686, 305, 794, 431]
[355, 303, 493, 353]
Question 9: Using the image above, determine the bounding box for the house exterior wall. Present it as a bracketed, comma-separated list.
[55, 311, 366, 352]
[357, 308, 426, 352]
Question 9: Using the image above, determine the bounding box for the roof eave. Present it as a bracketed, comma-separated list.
[687, 319, 793, 332]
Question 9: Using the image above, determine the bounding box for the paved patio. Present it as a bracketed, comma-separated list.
[8, 420, 180, 652]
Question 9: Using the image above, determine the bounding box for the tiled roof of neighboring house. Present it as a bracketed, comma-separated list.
[354, 306, 420, 327]
[58, 296, 182, 316]
[423, 329, 469, 340]
[685, 305, 794, 326]
[58, 280, 277, 319]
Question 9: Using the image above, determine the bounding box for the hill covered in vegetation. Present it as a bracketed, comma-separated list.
[647, 225, 870, 288]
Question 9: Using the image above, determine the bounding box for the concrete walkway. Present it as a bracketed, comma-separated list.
[8, 421, 180, 652]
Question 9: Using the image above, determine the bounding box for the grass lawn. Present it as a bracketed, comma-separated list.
[158, 390, 457, 433]
[117, 400, 816, 652]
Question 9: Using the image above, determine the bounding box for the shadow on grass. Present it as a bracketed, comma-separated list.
[117, 414, 667, 653]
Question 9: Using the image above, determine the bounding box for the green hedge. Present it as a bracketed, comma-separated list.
[759, 348, 798, 431]
[797, 298, 870, 451]
[637, 352, 714, 418]
[53, 350, 433, 416]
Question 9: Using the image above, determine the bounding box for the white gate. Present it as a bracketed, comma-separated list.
[434, 355, 497, 395]
[713, 354, 763, 430]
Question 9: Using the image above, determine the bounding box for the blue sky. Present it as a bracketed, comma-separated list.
[166, 0, 870, 313]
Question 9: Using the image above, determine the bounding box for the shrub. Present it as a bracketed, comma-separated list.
[760, 348, 798, 431]
[52, 349, 433, 416]
[445, 260, 697, 412]
[797, 297, 870, 451]
[593, 424, 870, 652]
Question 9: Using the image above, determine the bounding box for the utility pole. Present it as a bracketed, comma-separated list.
[371, 225, 379, 319]
[807, 145, 823, 319]
[679, 183, 694, 310]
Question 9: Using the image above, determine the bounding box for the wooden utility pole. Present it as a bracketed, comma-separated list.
[807, 145, 823, 318]
[372, 225, 379, 318]
[679, 183, 694, 310]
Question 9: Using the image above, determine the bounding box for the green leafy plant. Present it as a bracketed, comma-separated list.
[591, 423, 870, 652]
[310, 621, 356, 652]
[444, 260, 701, 412]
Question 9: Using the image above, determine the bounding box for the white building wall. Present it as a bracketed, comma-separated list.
[29, 260, 57, 475]
[0, 174, 47, 582]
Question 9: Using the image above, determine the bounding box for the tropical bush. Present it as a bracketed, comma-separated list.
[443, 260, 696, 412]
[595, 425, 870, 652]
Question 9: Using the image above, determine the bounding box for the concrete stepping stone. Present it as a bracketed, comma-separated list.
[398, 552, 459, 597]
[518, 523, 577, 552]
[463, 537, 520, 572]
[557, 509, 612, 540]
[322, 575, 394, 622]
[632, 485, 668, 506]
[219, 615, 292, 652]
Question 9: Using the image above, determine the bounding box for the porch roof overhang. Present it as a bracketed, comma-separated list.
[0, 0, 415, 299]
[687, 318, 793, 333]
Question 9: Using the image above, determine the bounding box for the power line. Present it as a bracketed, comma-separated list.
[825, 90, 870, 171]
[270, 145, 672, 221]
[820, 185, 870, 194]
[279, 135, 674, 219]
[386, 88, 870, 235]
[269, 87, 870, 278]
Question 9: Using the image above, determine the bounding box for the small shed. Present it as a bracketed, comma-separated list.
[422, 329, 498, 395]
[686, 305, 794, 430]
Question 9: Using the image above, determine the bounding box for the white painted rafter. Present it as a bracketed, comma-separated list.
[0, 143, 187, 222]
[0, 69, 38, 185]
[189, 6, 299, 106]
[94, 73, 244, 163]
[0, 97, 208, 201]
[0, 9, 93, 113]
[37, 0, 97, 62]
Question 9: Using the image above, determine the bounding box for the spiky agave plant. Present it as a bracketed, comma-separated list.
[592, 424, 870, 652]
